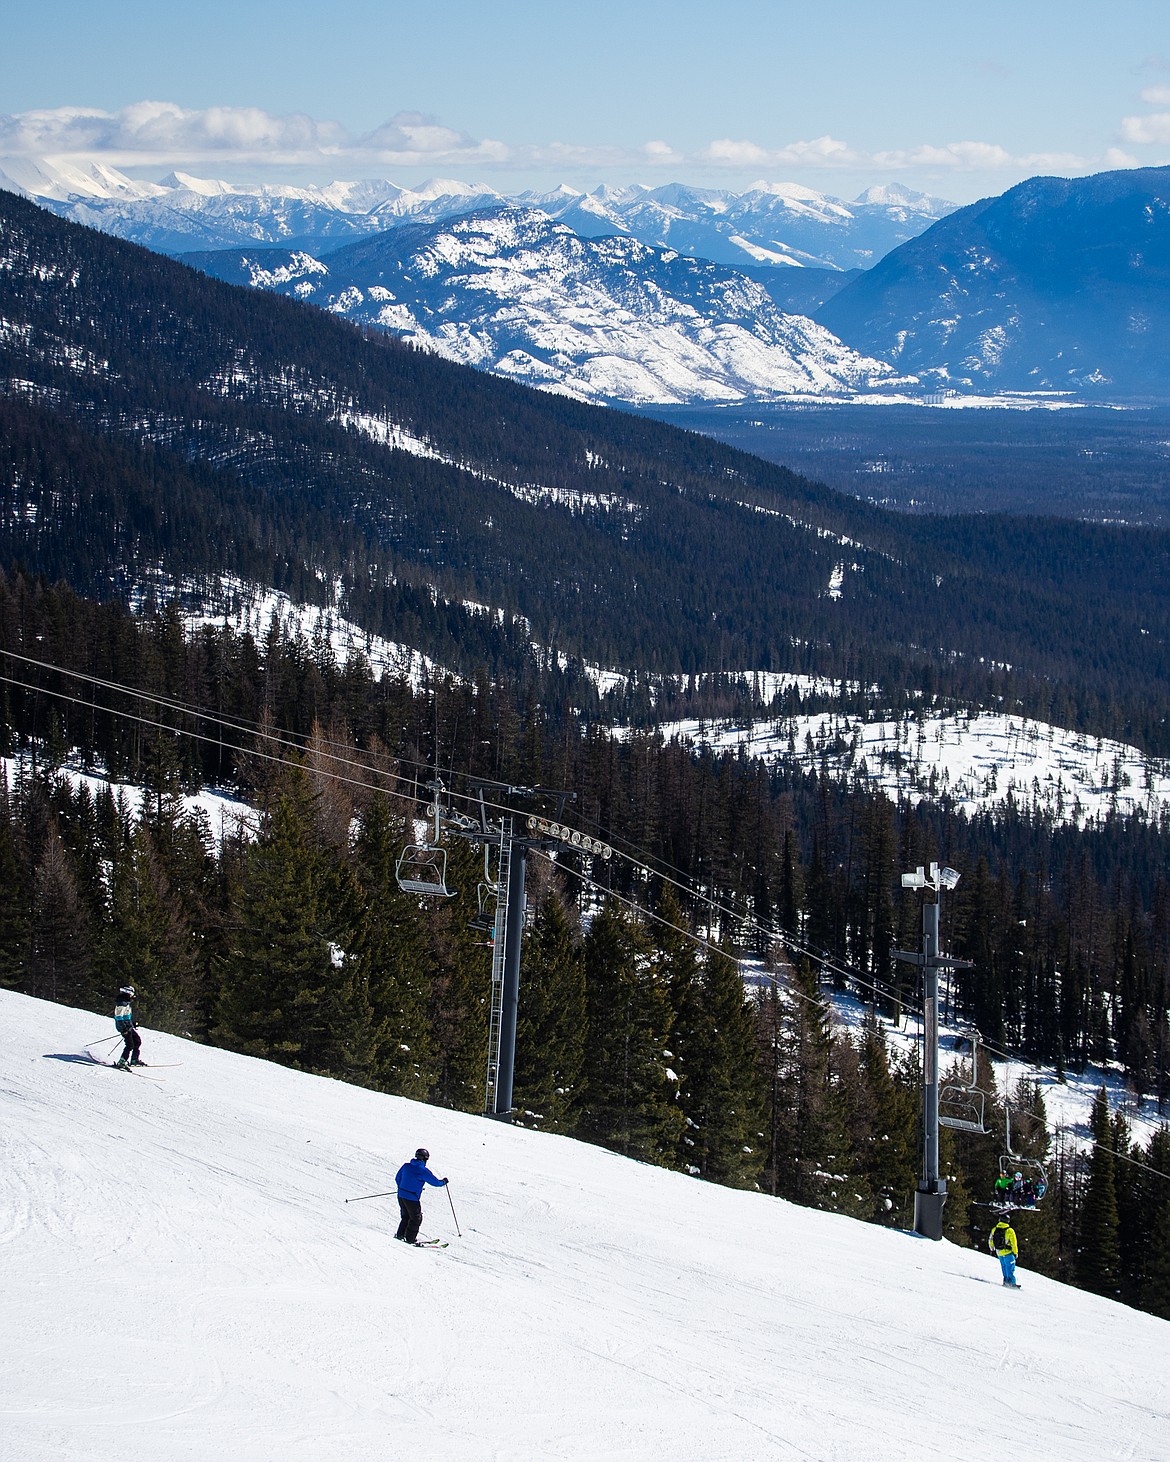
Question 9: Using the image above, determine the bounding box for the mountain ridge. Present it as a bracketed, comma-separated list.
[0, 153, 954, 271]
[818, 164, 1170, 399]
[179, 207, 914, 405]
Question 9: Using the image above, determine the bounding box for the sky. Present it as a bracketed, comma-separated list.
[2, 1, 1170, 202]
[5, 987, 1169, 1462]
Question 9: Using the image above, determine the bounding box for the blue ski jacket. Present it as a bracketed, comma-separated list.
[395, 1158, 447, 1201]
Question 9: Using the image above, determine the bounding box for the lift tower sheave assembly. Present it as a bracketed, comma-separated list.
[397, 776, 612, 1123]
[465, 782, 612, 1122]
[895, 863, 972, 1241]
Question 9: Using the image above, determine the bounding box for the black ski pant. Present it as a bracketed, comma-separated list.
[396, 1197, 423, 1243]
[121, 1029, 142, 1063]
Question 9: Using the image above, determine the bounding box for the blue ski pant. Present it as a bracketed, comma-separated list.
[997, 1251, 1017, 1284]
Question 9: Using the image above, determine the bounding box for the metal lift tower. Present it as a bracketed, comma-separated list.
[895, 863, 972, 1240]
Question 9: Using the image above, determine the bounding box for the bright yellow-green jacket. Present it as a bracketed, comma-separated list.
[989, 1221, 1018, 1258]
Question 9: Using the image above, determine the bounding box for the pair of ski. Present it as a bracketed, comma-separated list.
[85, 1050, 179, 1076]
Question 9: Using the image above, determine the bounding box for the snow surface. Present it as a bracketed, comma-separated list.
[651, 709, 1170, 828]
[241, 210, 913, 407]
[2, 989, 1168, 1462]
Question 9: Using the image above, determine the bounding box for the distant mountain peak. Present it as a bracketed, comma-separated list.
[184, 202, 916, 406]
[11, 155, 957, 272]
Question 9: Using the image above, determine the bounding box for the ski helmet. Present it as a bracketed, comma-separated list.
[120, 986, 135, 998]
[1014, 1172, 1022, 1181]
[415, 1147, 430, 1161]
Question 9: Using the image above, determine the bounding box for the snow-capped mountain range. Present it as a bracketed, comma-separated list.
[183, 208, 915, 404]
[0, 154, 954, 272]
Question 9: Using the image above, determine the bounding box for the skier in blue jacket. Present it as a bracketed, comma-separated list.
[394, 1148, 448, 1244]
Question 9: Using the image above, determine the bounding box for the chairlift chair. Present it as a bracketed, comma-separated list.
[395, 780, 455, 898]
[995, 1102, 1050, 1207]
[938, 1030, 989, 1136]
[467, 844, 501, 934]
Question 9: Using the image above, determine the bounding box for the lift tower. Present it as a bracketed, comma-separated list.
[895, 863, 972, 1241]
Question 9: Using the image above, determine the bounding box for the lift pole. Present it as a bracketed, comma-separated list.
[465, 783, 609, 1122]
[493, 829, 527, 1117]
[895, 863, 971, 1241]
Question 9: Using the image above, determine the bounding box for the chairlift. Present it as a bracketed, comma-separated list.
[467, 846, 501, 935]
[938, 1030, 989, 1136]
[395, 780, 455, 898]
[993, 1101, 1050, 1208]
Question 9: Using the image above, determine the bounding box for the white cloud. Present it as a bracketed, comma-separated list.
[1121, 110, 1170, 146]
[0, 102, 347, 162]
[1141, 85, 1170, 105]
[702, 135, 859, 169]
[1102, 146, 1141, 170]
[0, 100, 1140, 189]
[0, 103, 504, 170]
[699, 134, 1101, 178]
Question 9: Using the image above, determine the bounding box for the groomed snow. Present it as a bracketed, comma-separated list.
[3, 990, 1167, 1462]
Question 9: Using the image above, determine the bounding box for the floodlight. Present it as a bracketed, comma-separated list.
[938, 866, 961, 890]
[901, 867, 927, 889]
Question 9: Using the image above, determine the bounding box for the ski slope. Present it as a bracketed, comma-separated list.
[2, 991, 1167, 1462]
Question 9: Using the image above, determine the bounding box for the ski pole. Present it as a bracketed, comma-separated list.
[344, 1190, 395, 1204]
[446, 1183, 462, 1237]
[85, 1035, 122, 1051]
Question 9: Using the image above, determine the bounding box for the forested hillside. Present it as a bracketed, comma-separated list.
[4, 189, 1170, 752]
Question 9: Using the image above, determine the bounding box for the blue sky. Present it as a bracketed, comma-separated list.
[3, 0, 1169, 201]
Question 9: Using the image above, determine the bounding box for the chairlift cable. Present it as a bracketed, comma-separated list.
[6, 656, 1170, 1183]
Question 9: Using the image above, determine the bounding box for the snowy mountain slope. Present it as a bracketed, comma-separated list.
[646, 707, 1170, 829]
[0, 156, 953, 270]
[2, 989, 1168, 1462]
[560, 179, 954, 272]
[184, 209, 914, 404]
[818, 165, 1170, 399]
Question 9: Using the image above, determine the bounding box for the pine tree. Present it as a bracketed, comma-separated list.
[513, 880, 586, 1132]
[97, 822, 201, 1038]
[213, 775, 352, 1071]
[423, 837, 491, 1113]
[769, 959, 856, 1210]
[0, 780, 29, 990]
[578, 902, 684, 1165]
[29, 822, 91, 1008]
[851, 1011, 919, 1226]
[1077, 1086, 1121, 1296]
[683, 940, 765, 1188]
[351, 795, 436, 1098]
[1140, 1126, 1170, 1319]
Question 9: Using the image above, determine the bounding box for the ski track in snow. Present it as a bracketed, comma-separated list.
[2, 991, 1168, 1462]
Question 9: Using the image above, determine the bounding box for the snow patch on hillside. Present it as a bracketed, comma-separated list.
[653, 708, 1170, 827]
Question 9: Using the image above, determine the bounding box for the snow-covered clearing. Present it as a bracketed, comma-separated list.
[653, 708, 1170, 827]
[3, 990, 1168, 1462]
[0, 755, 257, 846]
